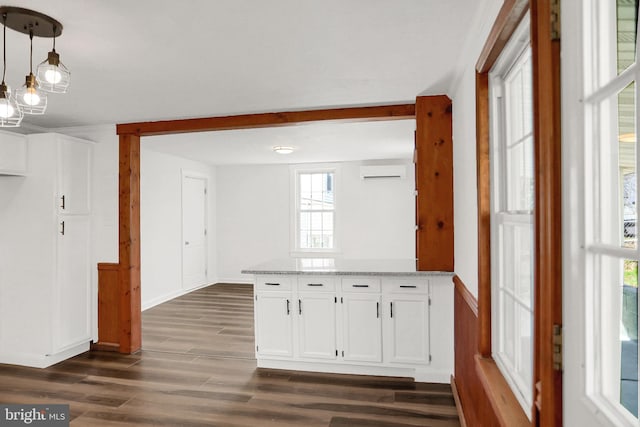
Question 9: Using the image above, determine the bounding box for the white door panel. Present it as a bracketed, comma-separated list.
[182, 175, 208, 290]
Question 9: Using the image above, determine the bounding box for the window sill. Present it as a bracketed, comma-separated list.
[475, 354, 530, 427]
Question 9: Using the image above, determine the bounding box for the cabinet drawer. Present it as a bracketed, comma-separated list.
[341, 277, 381, 293]
[298, 277, 336, 292]
[382, 278, 429, 294]
[257, 276, 293, 291]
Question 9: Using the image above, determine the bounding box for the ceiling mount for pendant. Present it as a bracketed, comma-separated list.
[0, 6, 62, 38]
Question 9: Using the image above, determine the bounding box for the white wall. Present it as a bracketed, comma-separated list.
[216, 160, 415, 282]
[140, 147, 217, 309]
[448, 0, 502, 297]
[216, 164, 293, 282]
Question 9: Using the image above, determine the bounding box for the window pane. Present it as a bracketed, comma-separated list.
[499, 220, 533, 308]
[598, 255, 639, 418]
[501, 293, 516, 364]
[622, 257, 639, 417]
[516, 303, 533, 401]
[617, 0, 638, 74]
[597, 82, 637, 248]
[504, 51, 534, 213]
[514, 222, 533, 307]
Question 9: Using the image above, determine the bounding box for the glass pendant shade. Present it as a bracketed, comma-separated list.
[36, 50, 69, 93]
[16, 73, 46, 114]
[0, 83, 23, 127]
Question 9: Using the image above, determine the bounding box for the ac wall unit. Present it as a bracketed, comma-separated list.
[360, 165, 406, 180]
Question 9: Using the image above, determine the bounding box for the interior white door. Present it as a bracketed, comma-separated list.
[182, 175, 208, 290]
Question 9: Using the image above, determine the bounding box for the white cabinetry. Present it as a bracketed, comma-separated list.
[57, 138, 91, 214]
[341, 278, 382, 363]
[382, 278, 430, 364]
[255, 277, 293, 357]
[297, 277, 337, 360]
[253, 272, 453, 383]
[256, 292, 293, 357]
[0, 131, 27, 175]
[0, 133, 93, 367]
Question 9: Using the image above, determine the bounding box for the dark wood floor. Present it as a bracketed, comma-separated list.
[0, 283, 460, 426]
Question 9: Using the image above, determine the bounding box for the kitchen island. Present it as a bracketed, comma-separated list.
[242, 259, 454, 383]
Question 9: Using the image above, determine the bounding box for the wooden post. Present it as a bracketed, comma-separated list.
[415, 95, 454, 271]
[118, 133, 141, 354]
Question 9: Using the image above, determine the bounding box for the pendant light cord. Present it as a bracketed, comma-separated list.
[29, 30, 33, 74]
[2, 14, 6, 85]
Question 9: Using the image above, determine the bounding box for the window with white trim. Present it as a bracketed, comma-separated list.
[294, 169, 336, 251]
[582, 0, 640, 423]
[489, 17, 533, 414]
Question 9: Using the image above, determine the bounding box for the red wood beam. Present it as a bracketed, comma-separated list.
[117, 104, 416, 137]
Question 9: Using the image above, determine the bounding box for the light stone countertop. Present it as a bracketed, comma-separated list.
[241, 258, 454, 277]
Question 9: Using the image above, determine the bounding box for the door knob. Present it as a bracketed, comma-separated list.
[185, 241, 190, 245]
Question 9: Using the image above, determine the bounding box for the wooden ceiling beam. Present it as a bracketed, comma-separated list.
[116, 103, 416, 137]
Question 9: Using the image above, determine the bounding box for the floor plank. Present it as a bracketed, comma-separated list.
[0, 283, 460, 426]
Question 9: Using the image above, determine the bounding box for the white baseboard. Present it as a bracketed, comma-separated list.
[0, 341, 90, 368]
[256, 358, 449, 383]
[142, 281, 216, 311]
[215, 278, 253, 285]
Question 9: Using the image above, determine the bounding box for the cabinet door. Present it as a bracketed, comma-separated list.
[255, 292, 293, 357]
[55, 215, 91, 352]
[383, 294, 430, 364]
[341, 294, 382, 363]
[58, 139, 91, 214]
[0, 131, 27, 175]
[298, 293, 337, 360]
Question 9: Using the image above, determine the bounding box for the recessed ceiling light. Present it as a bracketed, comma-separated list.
[273, 146, 294, 154]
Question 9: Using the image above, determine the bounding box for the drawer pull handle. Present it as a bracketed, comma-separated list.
[286, 299, 290, 315]
[376, 302, 380, 318]
[353, 284, 369, 288]
[265, 283, 280, 286]
[390, 302, 394, 318]
[299, 299, 302, 315]
[400, 285, 417, 289]
[307, 283, 323, 287]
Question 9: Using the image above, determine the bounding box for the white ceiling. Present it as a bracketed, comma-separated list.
[144, 119, 416, 165]
[4, 1, 481, 163]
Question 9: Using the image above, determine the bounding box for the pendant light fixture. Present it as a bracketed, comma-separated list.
[0, 6, 67, 126]
[36, 25, 69, 93]
[16, 30, 46, 114]
[0, 12, 22, 127]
